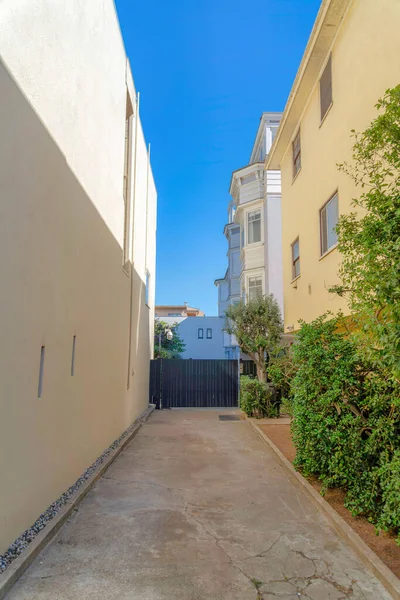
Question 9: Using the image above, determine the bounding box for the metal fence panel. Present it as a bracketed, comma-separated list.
[149, 359, 239, 408]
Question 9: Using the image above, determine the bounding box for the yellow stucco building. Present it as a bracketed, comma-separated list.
[266, 0, 400, 333]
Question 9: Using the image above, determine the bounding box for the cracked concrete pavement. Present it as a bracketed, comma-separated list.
[5, 409, 393, 599]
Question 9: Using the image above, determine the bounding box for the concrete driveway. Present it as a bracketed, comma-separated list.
[6, 410, 392, 599]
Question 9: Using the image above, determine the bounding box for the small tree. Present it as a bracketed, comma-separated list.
[331, 85, 400, 377]
[154, 320, 186, 359]
[225, 295, 283, 382]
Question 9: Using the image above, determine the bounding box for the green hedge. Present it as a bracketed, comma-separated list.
[240, 376, 279, 419]
[291, 314, 400, 541]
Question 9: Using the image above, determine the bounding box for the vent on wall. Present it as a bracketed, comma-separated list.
[71, 335, 76, 376]
[38, 346, 45, 398]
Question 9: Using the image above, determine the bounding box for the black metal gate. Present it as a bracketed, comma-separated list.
[149, 359, 239, 408]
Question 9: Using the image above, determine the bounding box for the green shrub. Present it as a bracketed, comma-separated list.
[291, 313, 400, 539]
[240, 375, 278, 418]
[377, 451, 400, 540]
[267, 346, 297, 416]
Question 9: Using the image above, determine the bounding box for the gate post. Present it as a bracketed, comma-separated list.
[237, 348, 241, 408]
[160, 358, 163, 410]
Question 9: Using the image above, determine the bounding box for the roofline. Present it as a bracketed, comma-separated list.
[266, 0, 350, 170]
[214, 268, 229, 286]
[155, 305, 201, 310]
[249, 112, 282, 164]
[223, 222, 239, 236]
[228, 162, 264, 195]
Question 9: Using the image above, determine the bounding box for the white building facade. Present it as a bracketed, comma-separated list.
[0, 0, 156, 554]
[215, 113, 283, 358]
[158, 317, 226, 360]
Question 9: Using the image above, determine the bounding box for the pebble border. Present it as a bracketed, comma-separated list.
[0, 405, 155, 573]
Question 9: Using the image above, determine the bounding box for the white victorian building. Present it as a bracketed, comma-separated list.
[215, 113, 283, 359]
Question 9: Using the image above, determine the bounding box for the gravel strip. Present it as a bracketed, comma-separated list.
[0, 414, 148, 573]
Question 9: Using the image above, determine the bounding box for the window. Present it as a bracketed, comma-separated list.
[206, 328, 212, 339]
[247, 210, 261, 244]
[320, 55, 332, 122]
[291, 238, 300, 280]
[292, 129, 301, 178]
[123, 92, 134, 266]
[320, 193, 339, 255]
[198, 328, 204, 339]
[241, 173, 256, 185]
[145, 271, 150, 306]
[168, 313, 181, 317]
[248, 276, 263, 301]
[232, 251, 240, 276]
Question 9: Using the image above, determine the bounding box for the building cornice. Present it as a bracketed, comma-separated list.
[235, 197, 264, 216]
[249, 112, 282, 164]
[228, 162, 264, 195]
[223, 222, 240, 237]
[266, 0, 350, 170]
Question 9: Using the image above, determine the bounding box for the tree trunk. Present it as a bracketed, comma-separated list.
[255, 350, 266, 382]
[249, 351, 266, 382]
[257, 364, 267, 382]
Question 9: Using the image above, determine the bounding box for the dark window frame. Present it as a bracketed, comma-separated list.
[320, 191, 339, 256]
[291, 237, 300, 280]
[198, 328, 204, 339]
[292, 129, 301, 179]
[206, 328, 212, 339]
[320, 55, 333, 122]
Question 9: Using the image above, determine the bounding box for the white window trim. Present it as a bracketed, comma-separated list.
[245, 270, 265, 302]
[244, 205, 264, 248]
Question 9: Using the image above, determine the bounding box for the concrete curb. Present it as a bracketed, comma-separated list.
[248, 418, 400, 600]
[0, 404, 155, 600]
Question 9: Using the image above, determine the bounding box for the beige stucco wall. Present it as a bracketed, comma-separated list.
[279, 0, 400, 331]
[0, 0, 156, 553]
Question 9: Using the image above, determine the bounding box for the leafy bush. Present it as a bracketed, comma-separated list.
[291, 314, 400, 539]
[377, 452, 400, 538]
[267, 346, 297, 415]
[240, 376, 278, 419]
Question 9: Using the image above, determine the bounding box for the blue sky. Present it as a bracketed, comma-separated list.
[115, 0, 321, 315]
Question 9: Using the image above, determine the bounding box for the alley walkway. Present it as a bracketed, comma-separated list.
[7, 410, 392, 599]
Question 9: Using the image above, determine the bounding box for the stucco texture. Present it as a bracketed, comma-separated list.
[0, 0, 156, 553]
[279, 0, 400, 330]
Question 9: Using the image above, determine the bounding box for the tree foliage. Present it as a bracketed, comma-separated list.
[225, 295, 283, 381]
[332, 85, 400, 376]
[154, 320, 186, 359]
